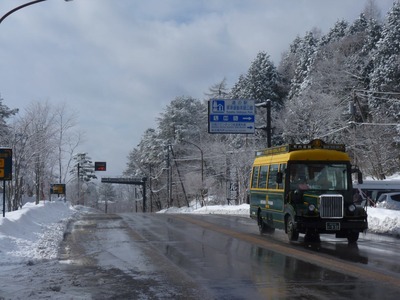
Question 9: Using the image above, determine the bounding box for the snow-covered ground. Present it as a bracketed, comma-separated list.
[0, 201, 78, 267]
[0, 200, 399, 269]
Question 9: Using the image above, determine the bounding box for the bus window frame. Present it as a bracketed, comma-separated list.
[251, 166, 260, 188]
[267, 164, 279, 190]
[258, 165, 268, 188]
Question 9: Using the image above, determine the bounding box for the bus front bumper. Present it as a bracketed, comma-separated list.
[295, 217, 368, 234]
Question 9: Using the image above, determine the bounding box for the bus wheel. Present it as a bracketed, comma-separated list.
[258, 214, 267, 234]
[347, 232, 359, 243]
[286, 215, 299, 241]
[258, 213, 275, 234]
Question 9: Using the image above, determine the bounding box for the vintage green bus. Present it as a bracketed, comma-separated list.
[249, 139, 367, 243]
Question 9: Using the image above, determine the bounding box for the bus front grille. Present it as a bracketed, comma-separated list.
[319, 195, 343, 218]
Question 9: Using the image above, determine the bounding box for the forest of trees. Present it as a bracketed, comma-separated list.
[124, 1, 400, 211]
[1, 0, 399, 212]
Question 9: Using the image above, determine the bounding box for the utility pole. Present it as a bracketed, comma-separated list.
[165, 145, 172, 207]
[142, 177, 147, 213]
[148, 164, 153, 212]
[170, 147, 189, 207]
[255, 99, 272, 147]
[179, 139, 204, 205]
[77, 163, 81, 205]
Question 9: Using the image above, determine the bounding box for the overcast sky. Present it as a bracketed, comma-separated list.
[0, 0, 395, 176]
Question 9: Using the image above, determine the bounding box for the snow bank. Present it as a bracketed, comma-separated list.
[0, 201, 77, 264]
[159, 203, 250, 215]
[367, 207, 400, 236]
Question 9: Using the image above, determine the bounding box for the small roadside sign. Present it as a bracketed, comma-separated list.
[208, 99, 255, 134]
[95, 161, 107, 171]
[0, 148, 12, 181]
[50, 184, 66, 194]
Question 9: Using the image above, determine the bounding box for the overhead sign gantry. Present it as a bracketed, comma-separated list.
[101, 177, 148, 212]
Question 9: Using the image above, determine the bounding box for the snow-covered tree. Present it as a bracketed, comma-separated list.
[125, 128, 168, 211]
[0, 96, 18, 142]
[70, 152, 97, 205]
[319, 20, 348, 46]
[3, 101, 81, 210]
[98, 183, 116, 213]
[53, 103, 82, 184]
[230, 74, 249, 100]
[288, 30, 321, 98]
[157, 96, 207, 143]
[20, 101, 60, 205]
[244, 52, 284, 105]
[205, 78, 229, 99]
[370, 1, 400, 96]
[280, 90, 344, 143]
[71, 152, 97, 182]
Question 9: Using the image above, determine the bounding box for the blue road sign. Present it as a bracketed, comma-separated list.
[208, 99, 255, 134]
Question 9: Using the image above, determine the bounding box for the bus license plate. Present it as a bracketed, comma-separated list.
[326, 222, 340, 230]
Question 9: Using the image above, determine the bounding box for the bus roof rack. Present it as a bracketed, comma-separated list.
[255, 139, 346, 157]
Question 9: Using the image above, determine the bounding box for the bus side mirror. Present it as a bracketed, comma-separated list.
[276, 171, 283, 184]
[352, 166, 363, 184]
[358, 171, 363, 184]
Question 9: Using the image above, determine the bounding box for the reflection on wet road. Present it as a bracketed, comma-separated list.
[56, 211, 400, 299]
[120, 213, 400, 299]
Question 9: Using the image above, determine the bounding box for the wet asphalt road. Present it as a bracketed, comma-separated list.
[3, 210, 398, 299]
[120, 213, 400, 299]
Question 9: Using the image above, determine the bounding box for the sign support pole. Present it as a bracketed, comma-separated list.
[0, 148, 12, 217]
[2, 180, 5, 217]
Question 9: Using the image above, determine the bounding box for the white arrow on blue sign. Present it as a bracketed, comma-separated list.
[208, 99, 255, 134]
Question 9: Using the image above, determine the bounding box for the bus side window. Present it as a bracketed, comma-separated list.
[278, 164, 286, 190]
[258, 165, 268, 188]
[267, 164, 279, 189]
[251, 166, 260, 188]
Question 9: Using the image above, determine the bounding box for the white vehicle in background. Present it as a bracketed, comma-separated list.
[353, 179, 400, 205]
[376, 193, 400, 210]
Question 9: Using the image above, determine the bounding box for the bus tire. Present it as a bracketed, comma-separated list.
[258, 213, 267, 234]
[258, 212, 275, 234]
[347, 232, 359, 243]
[286, 215, 299, 241]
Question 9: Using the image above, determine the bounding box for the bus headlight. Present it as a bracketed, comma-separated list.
[348, 204, 356, 213]
[308, 204, 316, 212]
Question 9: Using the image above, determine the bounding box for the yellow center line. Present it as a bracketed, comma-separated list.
[175, 214, 400, 288]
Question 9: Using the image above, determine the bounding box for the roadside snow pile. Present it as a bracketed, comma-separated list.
[189, 203, 250, 215]
[158, 203, 250, 215]
[367, 207, 400, 236]
[0, 201, 77, 264]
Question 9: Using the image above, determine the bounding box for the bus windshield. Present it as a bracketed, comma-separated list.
[289, 163, 348, 191]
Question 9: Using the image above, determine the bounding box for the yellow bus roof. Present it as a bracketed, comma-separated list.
[253, 148, 350, 165]
[253, 139, 350, 165]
